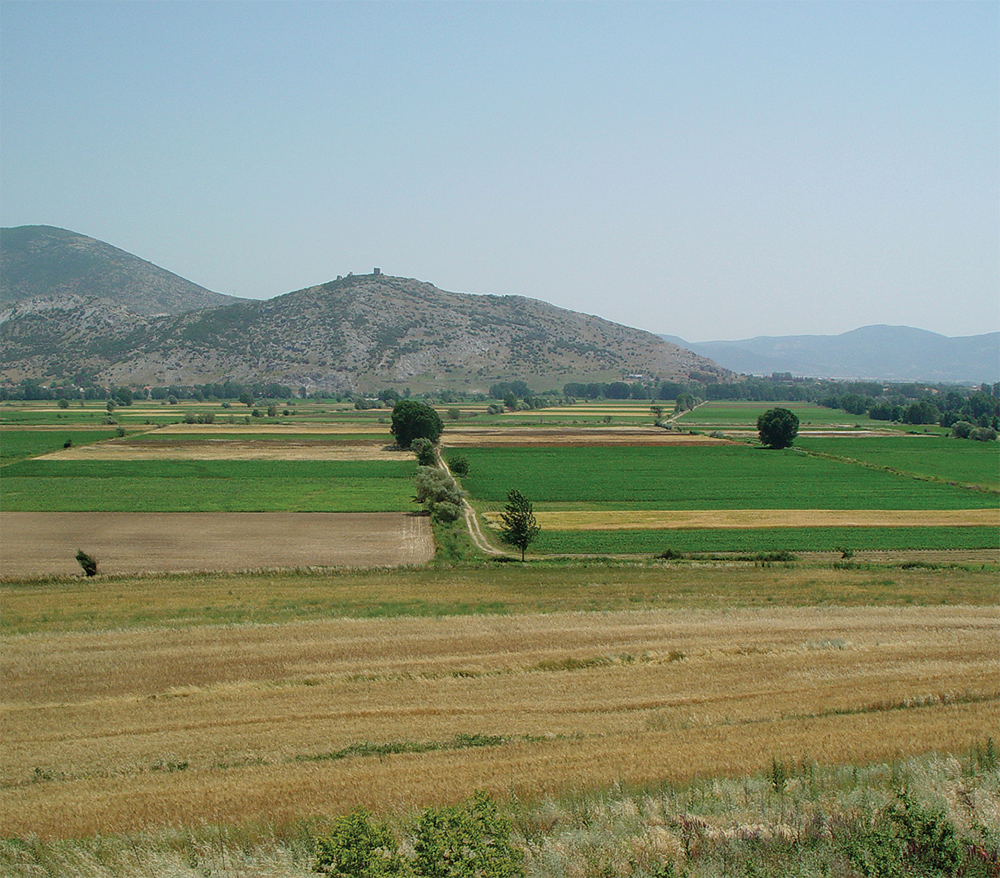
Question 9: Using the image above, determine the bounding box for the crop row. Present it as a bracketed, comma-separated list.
[459, 446, 997, 510]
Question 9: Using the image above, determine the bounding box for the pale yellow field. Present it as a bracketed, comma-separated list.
[442, 426, 725, 446]
[486, 508, 1000, 530]
[47, 437, 404, 460]
[2, 605, 996, 838]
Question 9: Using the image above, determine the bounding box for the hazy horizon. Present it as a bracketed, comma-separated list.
[2, 2, 996, 341]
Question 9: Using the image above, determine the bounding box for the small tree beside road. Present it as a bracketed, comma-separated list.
[499, 489, 540, 561]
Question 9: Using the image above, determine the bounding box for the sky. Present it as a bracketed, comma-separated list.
[1, 1, 997, 342]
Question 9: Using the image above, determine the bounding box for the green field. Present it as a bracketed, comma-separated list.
[459, 445, 997, 511]
[533, 525, 1000, 555]
[0, 429, 121, 463]
[797, 435, 1000, 489]
[675, 401, 889, 428]
[0, 459, 417, 512]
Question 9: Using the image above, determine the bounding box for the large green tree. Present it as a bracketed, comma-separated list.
[498, 489, 540, 562]
[757, 407, 799, 449]
[390, 400, 443, 449]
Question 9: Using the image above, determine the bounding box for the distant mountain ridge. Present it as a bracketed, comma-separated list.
[0, 226, 727, 392]
[661, 326, 1000, 384]
[1, 225, 239, 315]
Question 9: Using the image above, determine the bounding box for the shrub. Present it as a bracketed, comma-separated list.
[411, 438, 437, 467]
[413, 791, 524, 878]
[844, 789, 962, 877]
[446, 454, 470, 476]
[431, 501, 462, 523]
[414, 466, 465, 514]
[75, 549, 98, 577]
[971, 426, 998, 442]
[314, 809, 407, 877]
[952, 420, 974, 439]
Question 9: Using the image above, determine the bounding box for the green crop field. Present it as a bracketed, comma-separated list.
[533, 525, 999, 555]
[675, 401, 889, 429]
[0, 429, 121, 463]
[797, 435, 1000, 489]
[459, 446, 997, 511]
[0, 458, 417, 512]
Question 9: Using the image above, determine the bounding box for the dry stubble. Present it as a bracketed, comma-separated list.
[2, 605, 996, 837]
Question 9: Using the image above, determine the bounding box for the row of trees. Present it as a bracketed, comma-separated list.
[392, 400, 540, 559]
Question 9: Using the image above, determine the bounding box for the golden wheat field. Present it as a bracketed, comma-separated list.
[2, 602, 996, 838]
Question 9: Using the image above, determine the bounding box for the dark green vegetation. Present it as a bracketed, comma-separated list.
[391, 399, 444, 449]
[459, 446, 998, 511]
[0, 459, 416, 512]
[757, 406, 800, 448]
[317, 791, 523, 878]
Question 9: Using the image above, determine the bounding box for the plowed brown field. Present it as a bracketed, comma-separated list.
[0, 512, 433, 577]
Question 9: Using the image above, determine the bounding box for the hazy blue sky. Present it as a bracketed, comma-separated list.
[2, 1, 996, 341]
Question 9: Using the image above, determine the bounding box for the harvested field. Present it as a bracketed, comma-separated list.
[492, 508, 1000, 530]
[1, 605, 996, 837]
[0, 512, 433, 577]
[153, 423, 385, 434]
[442, 426, 726, 446]
[45, 438, 403, 461]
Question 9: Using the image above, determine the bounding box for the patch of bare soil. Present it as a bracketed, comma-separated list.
[442, 427, 726, 447]
[0, 512, 433, 578]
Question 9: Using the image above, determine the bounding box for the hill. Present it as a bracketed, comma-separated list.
[0, 225, 238, 315]
[662, 325, 1000, 384]
[0, 228, 727, 392]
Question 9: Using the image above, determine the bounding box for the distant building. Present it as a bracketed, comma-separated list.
[373, 267, 381, 276]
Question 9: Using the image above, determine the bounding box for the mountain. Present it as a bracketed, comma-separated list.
[662, 326, 1000, 384]
[1, 225, 238, 315]
[0, 229, 727, 392]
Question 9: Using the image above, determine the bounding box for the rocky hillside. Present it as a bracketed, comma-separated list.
[0, 276, 728, 391]
[1, 225, 237, 315]
[0, 231, 728, 392]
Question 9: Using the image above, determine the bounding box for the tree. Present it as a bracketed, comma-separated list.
[391, 400, 443, 449]
[499, 489, 540, 561]
[757, 407, 799, 449]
